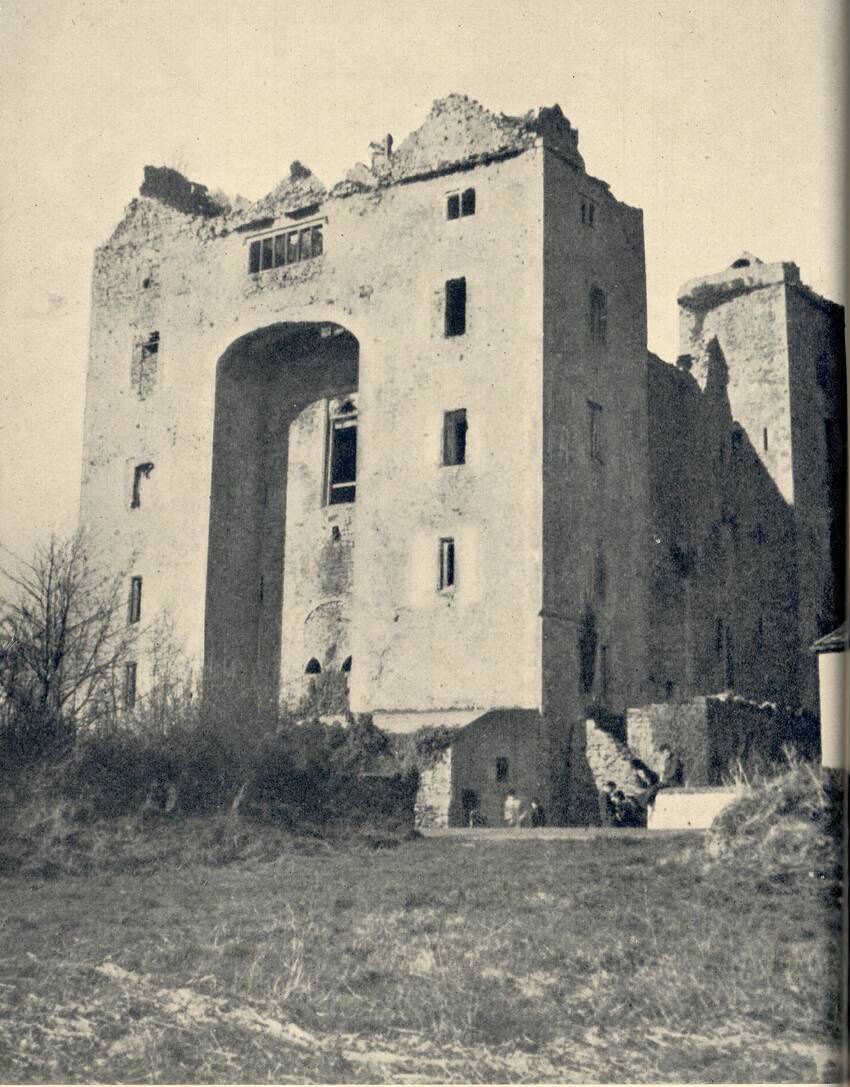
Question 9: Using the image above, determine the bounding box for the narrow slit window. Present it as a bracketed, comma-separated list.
[763, 427, 769, 451]
[590, 288, 607, 343]
[442, 409, 467, 466]
[130, 462, 154, 509]
[123, 662, 137, 710]
[328, 416, 357, 504]
[445, 277, 466, 337]
[495, 757, 509, 782]
[438, 537, 455, 590]
[128, 576, 143, 625]
[588, 401, 603, 463]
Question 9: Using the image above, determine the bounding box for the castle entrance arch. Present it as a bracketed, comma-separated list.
[204, 321, 359, 711]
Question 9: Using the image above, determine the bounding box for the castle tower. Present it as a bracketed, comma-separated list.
[677, 255, 846, 711]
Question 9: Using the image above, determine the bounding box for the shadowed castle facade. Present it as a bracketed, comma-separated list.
[79, 95, 846, 824]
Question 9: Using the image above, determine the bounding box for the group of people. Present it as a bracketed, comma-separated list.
[502, 790, 546, 827]
[598, 745, 684, 828]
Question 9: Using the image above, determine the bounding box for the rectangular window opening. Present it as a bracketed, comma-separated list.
[438, 537, 455, 590]
[128, 576, 143, 625]
[446, 193, 460, 220]
[460, 187, 476, 216]
[442, 409, 467, 466]
[495, 757, 509, 782]
[123, 662, 137, 710]
[445, 277, 466, 337]
[248, 223, 324, 274]
[328, 416, 357, 504]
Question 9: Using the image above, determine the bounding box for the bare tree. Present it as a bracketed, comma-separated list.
[0, 532, 138, 755]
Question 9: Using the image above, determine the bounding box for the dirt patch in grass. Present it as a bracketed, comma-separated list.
[0, 829, 843, 1083]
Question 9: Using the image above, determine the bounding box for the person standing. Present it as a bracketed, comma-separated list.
[503, 788, 522, 827]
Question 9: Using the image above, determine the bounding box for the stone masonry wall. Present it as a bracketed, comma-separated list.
[414, 747, 452, 829]
[627, 695, 820, 787]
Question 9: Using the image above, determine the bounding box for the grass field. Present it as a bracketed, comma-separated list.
[0, 819, 843, 1083]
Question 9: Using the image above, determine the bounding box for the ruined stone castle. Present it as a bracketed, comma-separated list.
[79, 95, 846, 825]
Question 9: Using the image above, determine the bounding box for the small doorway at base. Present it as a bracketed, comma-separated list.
[461, 788, 480, 827]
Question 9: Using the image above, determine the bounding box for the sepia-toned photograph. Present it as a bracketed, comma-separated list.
[0, 0, 846, 1082]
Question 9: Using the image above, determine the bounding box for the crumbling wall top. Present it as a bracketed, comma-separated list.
[678, 258, 800, 313]
[139, 165, 226, 218]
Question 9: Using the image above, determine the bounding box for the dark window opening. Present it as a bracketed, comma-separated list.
[130, 462, 154, 509]
[714, 618, 723, 658]
[438, 537, 455, 590]
[581, 198, 596, 225]
[763, 427, 769, 451]
[123, 662, 137, 710]
[588, 203, 595, 226]
[128, 576, 142, 625]
[731, 427, 743, 454]
[248, 223, 324, 274]
[447, 188, 475, 219]
[495, 757, 509, 782]
[328, 416, 357, 504]
[442, 409, 467, 466]
[590, 288, 607, 343]
[141, 331, 159, 359]
[445, 277, 466, 337]
[331, 525, 341, 542]
[599, 644, 609, 701]
[141, 276, 152, 289]
[664, 679, 675, 701]
[257, 576, 264, 604]
[305, 658, 321, 674]
[588, 401, 603, 463]
[341, 656, 352, 673]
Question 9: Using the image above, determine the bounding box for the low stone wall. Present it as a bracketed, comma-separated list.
[414, 748, 452, 829]
[627, 699, 711, 783]
[628, 695, 820, 786]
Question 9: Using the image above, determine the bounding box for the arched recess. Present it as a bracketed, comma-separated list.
[204, 321, 358, 710]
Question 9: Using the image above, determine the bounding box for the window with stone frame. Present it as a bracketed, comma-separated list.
[128, 576, 142, 625]
[442, 409, 468, 466]
[327, 411, 357, 505]
[447, 187, 476, 219]
[248, 222, 324, 274]
[438, 537, 455, 590]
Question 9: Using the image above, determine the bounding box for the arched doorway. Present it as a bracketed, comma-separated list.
[204, 322, 359, 711]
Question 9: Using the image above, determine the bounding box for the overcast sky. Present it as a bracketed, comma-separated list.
[0, 0, 845, 562]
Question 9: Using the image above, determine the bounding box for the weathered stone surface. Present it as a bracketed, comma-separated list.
[79, 94, 845, 827]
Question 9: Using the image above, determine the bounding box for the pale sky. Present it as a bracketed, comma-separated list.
[0, 0, 845, 562]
